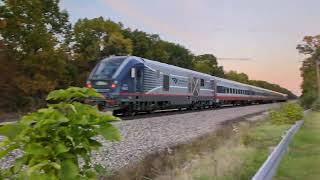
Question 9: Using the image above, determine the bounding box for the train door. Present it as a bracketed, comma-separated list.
[132, 64, 144, 92]
[191, 77, 200, 96]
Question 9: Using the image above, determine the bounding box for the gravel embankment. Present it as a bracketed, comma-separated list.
[0, 103, 279, 171]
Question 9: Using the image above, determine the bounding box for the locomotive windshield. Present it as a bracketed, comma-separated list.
[91, 57, 126, 79]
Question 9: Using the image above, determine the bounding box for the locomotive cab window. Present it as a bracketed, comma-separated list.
[200, 79, 205, 87]
[163, 75, 170, 91]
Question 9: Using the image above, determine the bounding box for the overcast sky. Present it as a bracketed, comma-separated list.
[60, 0, 320, 95]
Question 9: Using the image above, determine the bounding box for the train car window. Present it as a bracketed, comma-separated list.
[200, 79, 205, 87]
[163, 75, 170, 91]
[217, 86, 224, 93]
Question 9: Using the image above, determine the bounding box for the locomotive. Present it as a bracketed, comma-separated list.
[86, 56, 287, 115]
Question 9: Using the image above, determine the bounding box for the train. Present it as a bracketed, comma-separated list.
[86, 56, 287, 115]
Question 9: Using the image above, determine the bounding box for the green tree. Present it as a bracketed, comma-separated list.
[193, 54, 225, 77]
[297, 35, 320, 107]
[0, 0, 72, 111]
[72, 17, 133, 85]
[225, 70, 249, 83]
[299, 57, 317, 107]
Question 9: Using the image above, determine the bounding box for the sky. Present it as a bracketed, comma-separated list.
[60, 0, 320, 95]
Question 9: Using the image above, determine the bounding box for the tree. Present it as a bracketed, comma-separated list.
[225, 70, 249, 83]
[193, 54, 225, 77]
[297, 35, 320, 106]
[299, 57, 317, 107]
[72, 17, 133, 85]
[0, 0, 72, 111]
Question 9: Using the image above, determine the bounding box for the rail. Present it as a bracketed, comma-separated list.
[252, 117, 306, 180]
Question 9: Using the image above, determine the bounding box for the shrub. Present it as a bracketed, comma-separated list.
[269, 110, 290, 125]
[0, 87, 120, 179]
[270, 102, 303, 125]
[311, 98, 320, 112]
[281, 102, 304, 122]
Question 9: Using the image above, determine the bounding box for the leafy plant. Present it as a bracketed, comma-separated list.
[281, 102, 304, 122]
[269, 110, 290, 125]
[0, 87, 120, 179]
[270, 102, 303, 124]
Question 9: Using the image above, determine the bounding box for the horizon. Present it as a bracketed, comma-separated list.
[60, 0, 320, 96]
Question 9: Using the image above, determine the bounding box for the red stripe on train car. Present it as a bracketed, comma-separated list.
[119, 92, 215, 97]
[119, 92, 279, 100]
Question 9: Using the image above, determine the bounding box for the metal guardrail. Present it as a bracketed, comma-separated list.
[252, 120, 304, 180]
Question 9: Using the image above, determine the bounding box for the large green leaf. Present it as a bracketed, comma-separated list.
[47, 87, 102, 102]
[0, 123, 25, 140]
[0, 143, 19, 158]
[27, 161, 50, 176]
[55, 143, 70, 155]
[60, 159, 79, 180]
[88, 139, 102, 149]
[24, 143, 48, 155]
[97, 124, 121, 141]
[13, 156, 28, 173]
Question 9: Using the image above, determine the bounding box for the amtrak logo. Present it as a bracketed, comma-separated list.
[172, 77, 178, 84]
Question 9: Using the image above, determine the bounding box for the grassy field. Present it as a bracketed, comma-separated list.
[155, 118, 291, 180]
[274, 112, 320, 180]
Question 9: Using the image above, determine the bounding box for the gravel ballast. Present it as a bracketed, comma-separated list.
[0, 103, 280, 171]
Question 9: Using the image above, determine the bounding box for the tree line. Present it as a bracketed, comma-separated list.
[0, 0, 296, 112]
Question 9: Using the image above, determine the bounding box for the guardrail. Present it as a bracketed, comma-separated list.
[251, 120, 304, 180]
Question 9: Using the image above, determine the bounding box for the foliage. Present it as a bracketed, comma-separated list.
[269, 110, 291, 125]
[71, 17, 133, 85]
[225, 70, 249, 83]
[297, 35, 320, 107]
[193, 54, 225, 77]
[0, 0, 72, 111]
[311, 98, 320, 111]
[300, 57, 317, 108]
[0, 87, 120, 179]
[270, 102, 303, 124]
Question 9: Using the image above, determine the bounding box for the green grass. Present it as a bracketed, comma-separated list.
[170, 121, 291, 180]
[274, 112, 320, 180]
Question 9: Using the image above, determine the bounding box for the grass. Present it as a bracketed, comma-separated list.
[107, 112, 291, 180]
[274, 112, 320, 180]
[170, 121, 290, 180]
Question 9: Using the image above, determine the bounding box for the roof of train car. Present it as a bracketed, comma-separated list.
[112, 56, 287, 97]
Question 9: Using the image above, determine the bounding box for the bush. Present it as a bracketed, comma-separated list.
[281, 102, 304, 121]
[0, 87, 120, 179]
[269, 110, 290, 125]
[311, 98, 320, 111]
[270, 102, 303, 124]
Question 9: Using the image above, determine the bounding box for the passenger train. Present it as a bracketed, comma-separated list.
[86, 56, 287, 115]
